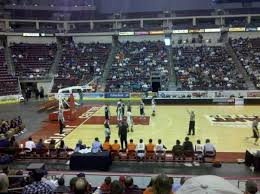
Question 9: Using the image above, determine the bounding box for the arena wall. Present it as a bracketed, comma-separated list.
[118, 35, 164, 42]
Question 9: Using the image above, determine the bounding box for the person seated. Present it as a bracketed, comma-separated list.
[0, 134, 9, 148]
[36, 139, 46, 150]
[58, 140, 68, 156]
[100, 176, 112, 194]
[146, 139, 155, 159]
[74, 139, 86, 152]
[204, 139, 216, 156]
[111, 140, 120, 153]
[0, 122, 9, 134]
[245, 180, 258, 194]
[9, 136, 19, 148]
[54, 177, 70, 193]
[194, 139, 204, 160]
[136, 139, 145, 161]
[25, 136, 36, 151]
[103, 137, 111, 151]
[183, 137, 194, 153]
[172, 139, 184, 159]
[127, 139, 136, 158]
[91, 137, 102, 153]
[155, 139, 167, 160]
[0, 173, 9, 194]
[48, 139, 56, 149]
[124, 176, 142, 194]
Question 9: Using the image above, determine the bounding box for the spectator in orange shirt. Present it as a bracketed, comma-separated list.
[103, 137, 111, 151]
[111, 140, 120, 152]
[127, 139, 136, 151]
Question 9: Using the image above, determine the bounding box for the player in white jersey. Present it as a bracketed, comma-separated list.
[127, 108, 134, 132]
[117, 104, 123, 122]
[151, 97, 156, 116]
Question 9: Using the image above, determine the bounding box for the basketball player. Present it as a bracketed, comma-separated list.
[140, 100, 145, 119]
[127, 100, 132, 112]
[104, 104, 110, 124]
[58, 109, 65, 134]
[246, 116, 259, 146]
[187, 110, 195, 135]
[127, 107, 134, 132]
[117, 104, 123, 122]
[122, 102, 125, 117]
[151, 97, 156, 116]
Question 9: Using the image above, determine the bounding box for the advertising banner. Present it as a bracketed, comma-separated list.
[105, 93, 130, 98]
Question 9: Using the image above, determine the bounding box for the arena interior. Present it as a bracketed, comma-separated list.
[0, 0, 260, 193]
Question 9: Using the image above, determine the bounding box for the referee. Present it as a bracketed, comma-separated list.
[187, 110, 195, 135]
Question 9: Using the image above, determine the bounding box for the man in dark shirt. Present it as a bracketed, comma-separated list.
[124, 176, 142, 194]
[183, 137, 194, 152]
[172, 139, 184, 158]
[118, 119, 128, 150]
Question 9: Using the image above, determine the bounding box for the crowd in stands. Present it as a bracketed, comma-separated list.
[10, 43, 57, 79]
[230, 37, 260, 89]
[174, 45, 246, 90]
[52, 41, 111, 92]
[0, 116, 23, 145]
[0, 48, 19, 96]
[106, 41, 169, 92]
[0, 168, 258, 194]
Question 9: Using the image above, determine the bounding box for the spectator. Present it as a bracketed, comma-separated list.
[22, 169, 53, 194]
[70, 177, 78, 192]
[183, 137, 194, 152]
[9, 136, 19, 148]
[245, 181, 258, 194]
[0, 134, 9, 148]
[36, 139, 46, 150]
[48, 139, 56, 149]
[124, 176, 142, 194]
[144, 176, 156, 194]
[119, 176, 126, 188]
[53, 177, 70, 193]
[0, 173, 9, 194]
[145, 174, 173, 194]
[194, 139, 204, 160]
[25, 137, 36, 151]
[136, 139, 145, 160]
[74, 139, 86, 152]
[58, 140, 67, 149]
[73, 178, 90, 194]
[110, 180, 124, 194]
[92, 137, 102, 153]
[204, 139, 216, 156]
[172, 140, 184, 159]
[100, 176, 111, 194]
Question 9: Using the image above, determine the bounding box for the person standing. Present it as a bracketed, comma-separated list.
[127, 108, 134, 132]
[122, 102, 125, 117]
[117, 104, 123, 122]
[140, 100, 145, 119]
[118, 119, 128, 150]
[104, 104, 110, 124]
[58, 109, 65, 134]
[104, 122, 111, 140]
[151, 97, 156, 116]
[246, 116, 259, 146]
[187, 110, 195, 135]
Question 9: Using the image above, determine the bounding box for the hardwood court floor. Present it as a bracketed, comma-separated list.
[63, 105, 260, 152]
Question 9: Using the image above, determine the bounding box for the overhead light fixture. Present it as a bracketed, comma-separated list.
[74, 5, 78, 7]
[34, 4, 38, 6]
[50, 4, 54, 7]
[12, 3, 16, 5]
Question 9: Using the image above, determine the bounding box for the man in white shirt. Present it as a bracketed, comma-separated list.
[155, 139, 167, 160]
[25, 137, 36, 151]
[127, 109, 133, 132]
[204, 139, 216, 156]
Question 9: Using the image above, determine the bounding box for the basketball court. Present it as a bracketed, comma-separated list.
[62, 105, 260, 153]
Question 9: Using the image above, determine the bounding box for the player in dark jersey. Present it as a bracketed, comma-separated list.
[140, 100, 145, 119]
[104, 104, 110, 124]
